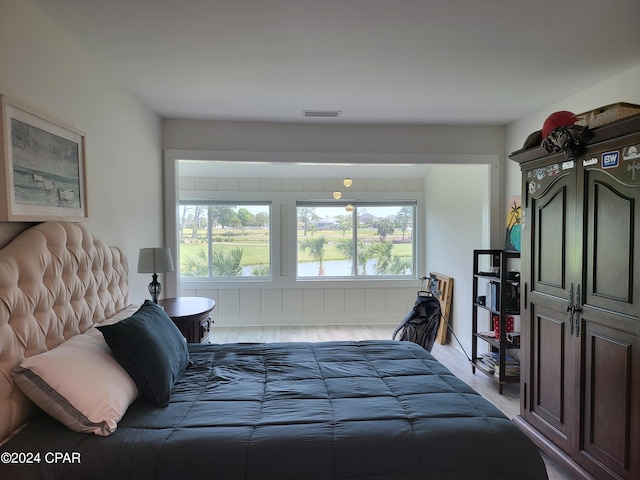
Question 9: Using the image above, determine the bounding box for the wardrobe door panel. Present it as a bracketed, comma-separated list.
[522, 167, 578, 452]
[532, 305, 570, 430]
[528, 171, 575, 299]
[583, 169, 638, 317]
[579, 319, 637, 479]
[579, 166, 640, 479]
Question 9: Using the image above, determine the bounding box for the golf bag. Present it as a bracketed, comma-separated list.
[393, 293, 442, 353]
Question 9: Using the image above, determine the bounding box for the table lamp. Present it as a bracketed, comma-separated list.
[137, 247, 174, 303]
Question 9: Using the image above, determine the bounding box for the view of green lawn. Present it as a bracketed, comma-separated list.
[178, 203, 415, 276]
[179, 227, 412, 275]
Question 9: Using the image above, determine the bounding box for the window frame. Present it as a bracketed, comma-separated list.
[168, 157, 426, 293]
[295, 201, 417, 280]
[177, 200, 274, 282]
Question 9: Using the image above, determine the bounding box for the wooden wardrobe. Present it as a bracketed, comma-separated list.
[509, 114, 640, 480]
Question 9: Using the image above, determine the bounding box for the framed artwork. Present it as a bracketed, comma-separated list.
[0, 95, 88, 222]
[505, 195, 521, 252]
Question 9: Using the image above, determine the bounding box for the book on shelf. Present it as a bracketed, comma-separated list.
[492, 366, 520, 377]
[481, 352, 519, 365]
[478, 331, 495, 338]
[479, 352, 520, 377]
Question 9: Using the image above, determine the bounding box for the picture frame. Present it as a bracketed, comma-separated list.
[0, 95, 88, 222]
[504, 195, 521, 252]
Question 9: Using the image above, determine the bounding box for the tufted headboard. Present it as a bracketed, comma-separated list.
[0, 221, 130, 443]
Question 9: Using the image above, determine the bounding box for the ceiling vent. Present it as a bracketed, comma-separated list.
[303, 110, 342, 118]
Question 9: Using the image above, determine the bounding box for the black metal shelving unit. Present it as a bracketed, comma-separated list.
[471, 249, 520, 394]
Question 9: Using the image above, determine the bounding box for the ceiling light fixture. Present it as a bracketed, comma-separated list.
[345, 203, 354, 212]
[343, 178, 352, 187]
[333, 191, 342, 200]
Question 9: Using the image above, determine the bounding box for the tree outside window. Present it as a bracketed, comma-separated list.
[296, 204, 415, 278]
[178, 203, 271, 278]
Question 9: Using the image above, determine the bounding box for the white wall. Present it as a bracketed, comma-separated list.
[8, 0, 634, 330]
[505, 64, 640, 199]
[0, 0, 163, 303]
[174, 172, 428, 327]
[163, 121, 506, 245]
[163, 120, 503, 332]
[163, 120, 506, 156]
[425, 164, 490, 354]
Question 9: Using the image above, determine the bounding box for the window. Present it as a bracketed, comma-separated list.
[178, 202, 271, 279]
[297, 203, 415, 278]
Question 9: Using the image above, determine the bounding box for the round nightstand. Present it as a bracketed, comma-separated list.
[157, 297, 215, 343]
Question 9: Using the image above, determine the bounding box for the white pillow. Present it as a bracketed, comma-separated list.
[12, 320, 138, 436]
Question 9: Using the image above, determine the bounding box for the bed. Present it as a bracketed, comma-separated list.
[0, 222, 548, 479]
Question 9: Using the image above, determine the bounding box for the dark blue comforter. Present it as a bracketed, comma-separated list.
[1, 341, 548, 479]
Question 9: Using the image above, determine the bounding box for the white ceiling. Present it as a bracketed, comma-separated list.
[31, 0, 640, 126]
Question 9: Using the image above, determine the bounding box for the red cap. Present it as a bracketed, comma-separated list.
[542, 111, 577, 138]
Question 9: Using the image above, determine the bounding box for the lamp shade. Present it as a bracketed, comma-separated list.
[137, 247, 174, 274]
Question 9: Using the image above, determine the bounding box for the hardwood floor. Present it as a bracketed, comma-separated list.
[211, 324, 572, 480]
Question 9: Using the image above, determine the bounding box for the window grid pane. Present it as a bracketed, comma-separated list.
[297, 204, 415, 279]
[178, 203, 271, 279]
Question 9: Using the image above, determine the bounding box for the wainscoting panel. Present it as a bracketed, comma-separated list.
[179, 286, 418, 327]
